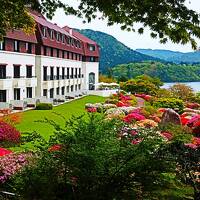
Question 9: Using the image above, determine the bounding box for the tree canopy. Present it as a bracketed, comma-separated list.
[1, 0, 200, 49]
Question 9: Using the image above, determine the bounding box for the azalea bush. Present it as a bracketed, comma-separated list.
[5, 113, 196, 200]
[0, 121, 21, 147]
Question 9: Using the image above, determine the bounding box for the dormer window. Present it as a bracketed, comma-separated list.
[89, 44, 95, 51]
[42, 27, 47, 38]
[50, 29, 54, 40]
[71, 39, 74, 46]
[61, 34, 65, 43]
[77, 41, 81, 48]
[56, 32, 60, 41]
[66, 37, 70, 45]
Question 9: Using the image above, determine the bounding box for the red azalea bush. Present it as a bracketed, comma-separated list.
[48, 144, 62, 152]
[0, 121, 21, 145]
[123, 112, 146, 123]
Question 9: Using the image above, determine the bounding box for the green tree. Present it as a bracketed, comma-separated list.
[1, 0, 200, 48]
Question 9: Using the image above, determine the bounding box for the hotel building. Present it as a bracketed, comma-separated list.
[0, 11, 99, 106]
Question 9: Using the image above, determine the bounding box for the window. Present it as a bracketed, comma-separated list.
[61, 87, 65, 95]
[51, 48, 54, 57]
[56, 32, 60, 41]
[89, 44, 95, 51]
[56, 87, 60, 95]
[62, 35, 65, 43]
[77, 41, 81, 48]
[66, 86, 69, 93]
[75, 85, 77, 91]
[43, 89, 47, 97]
[90, 57, 95, 62]
[71, 39, 74, 46]
[71, 68, 74, 78]
[0, 65, 6, 79]
[75, 68, 77, 78]
[78, 84, 81, 90]
[62, 67, 65, 79]
[14, 40, 20, 52]
[0, 90, 6, 102]
[26, 43, 32, 54]
[26, 65, 32, 78]
[14, 88, 20, 100]
[50, 88, 54, 98]
[44, 46, 47, 56]
[27, 87, 32, 98]
[42, 27, 47, 37]
[43, 66, 48, 81]
[57, 49, 59, 58]
[0, 39, 5, 50]
[78, 68, 81, 78]
[66, 37, 70, 45]
[62, 51, 65, 59]
[67, 68, 69, 79]
[13, 65, 20, 78]
[50, 67, 54, 80]
[56, 67, 60, 80]
[50, 29, 54, 40]
[71, 85, 74, 92]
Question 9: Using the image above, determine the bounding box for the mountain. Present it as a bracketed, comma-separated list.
[136, 49, 200, 64]
[77, 29, 161, 73]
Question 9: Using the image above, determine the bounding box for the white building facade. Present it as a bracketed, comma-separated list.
[0, 11, 99, 107]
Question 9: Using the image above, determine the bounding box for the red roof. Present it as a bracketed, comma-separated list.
[63, 26, 96, 45]
[6, 30, 37, 43]
[31, 13, 76, 39]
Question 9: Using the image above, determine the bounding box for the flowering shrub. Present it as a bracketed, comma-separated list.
[86, 107, 97, 113]
[136, 119, 158, 128]
[123, 112, 146, 123]
[48, 144, 62, 152]
[116, 101, 130, 107]
[0, 121, 21, 146]
[0, 113, 22, 126]
[0, 153, 31, 183]
[0, 148, 12, 157]
[160, 131, 173, 141]
[185, 137, 200, 149]
[185, 102, 200, 109]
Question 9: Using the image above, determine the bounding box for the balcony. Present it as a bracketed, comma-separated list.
[13, 76, 37, 87]
[0, 77, 12, 89]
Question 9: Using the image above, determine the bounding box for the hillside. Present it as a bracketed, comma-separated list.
[77, 29, 160, 73]
[112, 61, 200, 82]
[136, 49, 200, 64]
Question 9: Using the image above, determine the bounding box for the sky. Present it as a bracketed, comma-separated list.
[51, 0, 200, 52]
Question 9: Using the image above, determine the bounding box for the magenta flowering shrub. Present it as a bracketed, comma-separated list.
[0, 121, 21, 145]
[0, 153, 31, 183]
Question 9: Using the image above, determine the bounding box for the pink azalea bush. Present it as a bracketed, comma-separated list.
[0, 153, 32, 183]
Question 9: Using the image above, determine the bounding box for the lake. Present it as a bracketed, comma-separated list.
[162, 82, 200, 92]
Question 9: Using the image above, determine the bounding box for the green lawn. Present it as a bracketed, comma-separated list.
[16, 95, 105, 139]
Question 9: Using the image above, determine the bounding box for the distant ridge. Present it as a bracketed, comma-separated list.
[136, 49, 200, 64]
[76, 29, 162, 73]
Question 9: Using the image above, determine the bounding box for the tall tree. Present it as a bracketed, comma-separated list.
[1, 0, 200, 49]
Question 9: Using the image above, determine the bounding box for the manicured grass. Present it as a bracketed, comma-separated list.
[16, 96, 105, 139]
